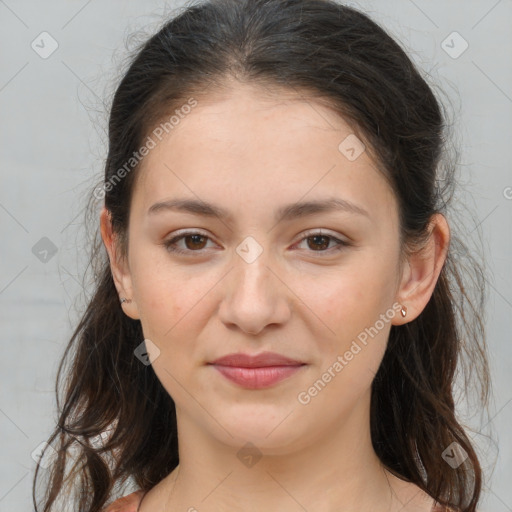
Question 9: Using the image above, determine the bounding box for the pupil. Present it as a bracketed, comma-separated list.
[309, 235, 328, 250]
[186, 235, 206, 250]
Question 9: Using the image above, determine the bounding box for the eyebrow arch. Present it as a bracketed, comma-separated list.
[147, 196, 370, 223]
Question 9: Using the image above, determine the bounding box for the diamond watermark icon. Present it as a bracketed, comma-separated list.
[134, 338, 161, 365]
[31, 441, 58, 469]
[31, 31, 59, 59]
[338, 134, 365, 161]
[441, 31, 469, 59]
[441, 441, 468, 468]
[236, 236, 263, 264]
[237, 442, 263, 468]
[32, 236, 58, 263]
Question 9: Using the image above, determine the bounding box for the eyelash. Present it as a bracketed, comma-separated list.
[163, 229, 350, 256]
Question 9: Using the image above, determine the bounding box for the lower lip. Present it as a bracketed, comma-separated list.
[211, 364, 305, 389]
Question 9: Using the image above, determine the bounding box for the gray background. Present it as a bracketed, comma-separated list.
[0, 0, 510, 510]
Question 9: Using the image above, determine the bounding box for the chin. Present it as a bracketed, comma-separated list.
[206, 406, 310, 453]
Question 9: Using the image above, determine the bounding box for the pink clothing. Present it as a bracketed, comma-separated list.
[103, 489, 460, 512]
[102, 490, 145, 512]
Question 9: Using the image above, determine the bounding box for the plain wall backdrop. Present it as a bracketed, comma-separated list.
[0, 0, 511, 510]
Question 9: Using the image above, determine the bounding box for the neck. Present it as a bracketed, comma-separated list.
[143, 389, 432, 512]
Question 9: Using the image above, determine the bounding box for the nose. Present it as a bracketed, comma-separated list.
[218, 250, 292, 336]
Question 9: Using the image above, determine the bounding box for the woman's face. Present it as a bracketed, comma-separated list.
[113, 84, 407, 452]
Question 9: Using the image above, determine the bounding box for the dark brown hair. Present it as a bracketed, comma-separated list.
[33, 1, 491, 510]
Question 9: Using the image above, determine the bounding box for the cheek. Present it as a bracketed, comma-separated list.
[303, 280, 392, 406]
[130, 261, 205, 392]
[299, 256, 397, 364]
[137, 280, 199, 342]
[310, 262, 392, 322]
[129, 250, 187, 340]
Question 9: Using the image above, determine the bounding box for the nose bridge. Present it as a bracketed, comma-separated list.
[233, 243, 276, 308]
[233, 233, 272, 293]
[219, 239, 290, 334]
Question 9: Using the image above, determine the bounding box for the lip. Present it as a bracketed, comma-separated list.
[209, 351, 304, 367]
[208, 351, 306, 389]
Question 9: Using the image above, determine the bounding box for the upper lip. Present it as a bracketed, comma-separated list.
[209, 351, 304, 368]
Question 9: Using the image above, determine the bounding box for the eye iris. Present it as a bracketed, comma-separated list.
[185, 234, 207, 250]
[307, 235, 330, 251]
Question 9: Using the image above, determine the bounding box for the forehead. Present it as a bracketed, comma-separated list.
[132, 83, 397, 223]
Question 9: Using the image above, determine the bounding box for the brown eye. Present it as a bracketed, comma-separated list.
[183, 234, 208, 250]
[164, 231, 214, 255]
[306, 234, 331, 251]
[295, 230, 350, 255]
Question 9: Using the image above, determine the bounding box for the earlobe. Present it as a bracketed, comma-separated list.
[393, 213, 450, 325]
[99, 207, 141, 320]
[119, 297, 140, 320]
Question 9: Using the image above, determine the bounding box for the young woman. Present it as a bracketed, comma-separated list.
[33, 0, 490, 511]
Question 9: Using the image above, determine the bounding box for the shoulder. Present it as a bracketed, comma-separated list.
[102, 490, 145, 512]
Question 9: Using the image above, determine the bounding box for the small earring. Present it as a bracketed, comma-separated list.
[120, 297, 132, 304]
[400, 305, 407, 318]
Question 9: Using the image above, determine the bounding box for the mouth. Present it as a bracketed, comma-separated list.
[210, 365, 305, 389]
[207, 351, 306, 389]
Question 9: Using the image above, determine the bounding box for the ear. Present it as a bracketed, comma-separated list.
[392, 213, 450, 325]
[99, 207, 140, 320]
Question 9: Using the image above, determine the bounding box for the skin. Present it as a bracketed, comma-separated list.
[100, 82, 450, 512]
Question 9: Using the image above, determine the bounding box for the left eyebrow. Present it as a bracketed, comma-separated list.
[146, 196, 370, 223]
